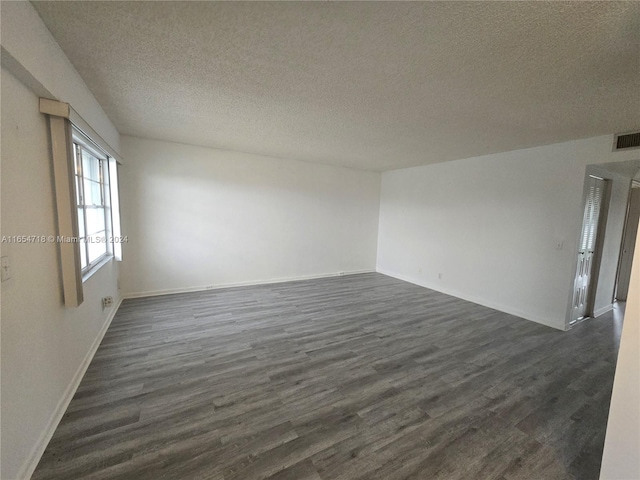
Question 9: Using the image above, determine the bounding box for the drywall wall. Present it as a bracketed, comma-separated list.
[1, 67, 122, 480]
[600, 222, 640, 479]
[119, 136, 381, 297]
[377, 136, 639, 330]
[0, 5, 122, 476]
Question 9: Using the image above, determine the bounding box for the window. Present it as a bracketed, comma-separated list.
[40, 97, 123, 305]
[73, 131, 112, 273]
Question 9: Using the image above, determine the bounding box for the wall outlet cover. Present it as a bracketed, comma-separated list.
[102, 296, 113, 309]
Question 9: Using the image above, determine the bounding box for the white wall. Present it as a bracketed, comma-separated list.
[377, 136, 639, 330]
[119, 136, 381, 297]
[600, 221, 640, 480]
[1, 4, 122, 479]
[0, 67, 122, 480]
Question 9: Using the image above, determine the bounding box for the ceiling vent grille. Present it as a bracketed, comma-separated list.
[614, 132, 640, 150]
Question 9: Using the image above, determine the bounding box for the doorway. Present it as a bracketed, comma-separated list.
[571, 175, 609, 323]
[615, 182, 640, 301]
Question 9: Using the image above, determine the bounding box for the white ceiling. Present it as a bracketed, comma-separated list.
[32, 1, 640, 171]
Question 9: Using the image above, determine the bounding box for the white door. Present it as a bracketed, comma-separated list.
[572, 176, 606, 322]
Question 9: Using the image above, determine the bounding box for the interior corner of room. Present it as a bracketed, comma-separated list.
[1, 1, 639, 480]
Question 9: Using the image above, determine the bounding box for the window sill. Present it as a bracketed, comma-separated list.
[82, 255, 113, 283]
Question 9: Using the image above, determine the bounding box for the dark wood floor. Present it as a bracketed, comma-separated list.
[32, 273, 620, 480]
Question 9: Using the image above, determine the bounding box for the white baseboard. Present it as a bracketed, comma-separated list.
[15, 296, 124, 480]
[123, 269, 376, 299]
[377, 268, 565, 331]
[594, 304, 614, 318]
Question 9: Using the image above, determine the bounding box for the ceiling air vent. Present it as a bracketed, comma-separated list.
[614, 131, 640, 151]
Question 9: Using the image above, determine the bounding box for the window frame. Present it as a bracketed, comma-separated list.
[72, 128, 113, 278]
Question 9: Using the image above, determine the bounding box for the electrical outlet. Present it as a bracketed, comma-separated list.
[438, 272, 443, 280]
[1, 256, 11, 282]
[102, 296, 113, 309]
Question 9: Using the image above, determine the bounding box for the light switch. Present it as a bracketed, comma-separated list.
[1, 256, 11, 281]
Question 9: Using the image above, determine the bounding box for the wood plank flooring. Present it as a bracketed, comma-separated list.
[32, 273, 621, 480]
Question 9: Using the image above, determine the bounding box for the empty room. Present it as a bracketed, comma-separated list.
[2, 2, 640, 480]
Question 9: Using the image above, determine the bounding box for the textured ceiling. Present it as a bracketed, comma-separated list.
[32, 1, 640, 171]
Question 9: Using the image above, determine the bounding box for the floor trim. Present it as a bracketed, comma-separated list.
[15, 296, 124, 480]
[594, 304, 614, 318]
[123, 270, 376, 299]
[377, 268, 564, 331]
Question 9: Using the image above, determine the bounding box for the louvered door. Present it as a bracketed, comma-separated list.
[572, 176, 606, 322]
